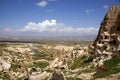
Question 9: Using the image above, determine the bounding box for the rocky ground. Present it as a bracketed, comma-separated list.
[0, 42, 120, 80]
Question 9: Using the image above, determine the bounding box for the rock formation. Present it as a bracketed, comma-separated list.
[51, 70, 65, 80]
[92, 6, 120, 66]
[0, 57, 11, 72]
[51, 49, 64, 61]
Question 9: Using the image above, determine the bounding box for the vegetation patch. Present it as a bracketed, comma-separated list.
[33, 53, 51, 60]
[33, 62, 49, 69]
[69, 56, 89, 70]
[35, 45, 50, 53]
[94, 52, 120, 78]
[11, 62, 20, 72]
[45, 69, 53, 73]
[0, 72, 10, 80]
[66, 77, 82, 80]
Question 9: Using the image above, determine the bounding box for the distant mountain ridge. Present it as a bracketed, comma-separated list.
[0, 35, 97, 42]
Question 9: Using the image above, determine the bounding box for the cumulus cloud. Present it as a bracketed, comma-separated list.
[37, 0, 48, 7]
[22, 20, 57, 32]
[2, 20, 98, 37]
[103, 5, 108, 9]
[37, 0, 57, 7]
[21, 19, 98, 35]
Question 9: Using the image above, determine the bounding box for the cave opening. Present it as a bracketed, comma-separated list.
[109, 39, 117, 45]
[116, 26, 120, 32]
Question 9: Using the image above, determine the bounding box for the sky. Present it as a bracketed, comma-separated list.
[0, 0, 120, 38]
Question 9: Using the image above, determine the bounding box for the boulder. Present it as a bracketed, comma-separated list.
[51, 70, 65, 80]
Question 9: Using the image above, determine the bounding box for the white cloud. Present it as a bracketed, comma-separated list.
[103, 5, 108, 9]
[85, 9, 94, 13]
[21, 19, 98, 35]
[3, 28, 12, 32]
[2, 20, 98, 38]
[76, 27, 98, 33]
[22, 20, 57, 32]
[59, 27, 75, 33]
[37, 0, 48, 7]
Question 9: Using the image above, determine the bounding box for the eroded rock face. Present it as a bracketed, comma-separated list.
[92, 6, 120, 67]
[51, 49, 64, 61]
[93, 6, 120, 55]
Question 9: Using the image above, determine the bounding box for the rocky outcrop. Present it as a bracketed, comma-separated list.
[0, 57, 11, 72]
[51, 49, 64, 61]
[93, 6, 120, 55]
[92, 6, 120, 67]
[29, 71, 50, 80]
[51, 70, 65, 80]
[93, 6, 120, 57]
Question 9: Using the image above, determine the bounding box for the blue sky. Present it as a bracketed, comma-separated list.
[0, 0, 120, 38]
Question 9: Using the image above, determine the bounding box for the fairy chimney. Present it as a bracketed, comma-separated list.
[51, 49, 64, 61]
[93, 6, 120, 57]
